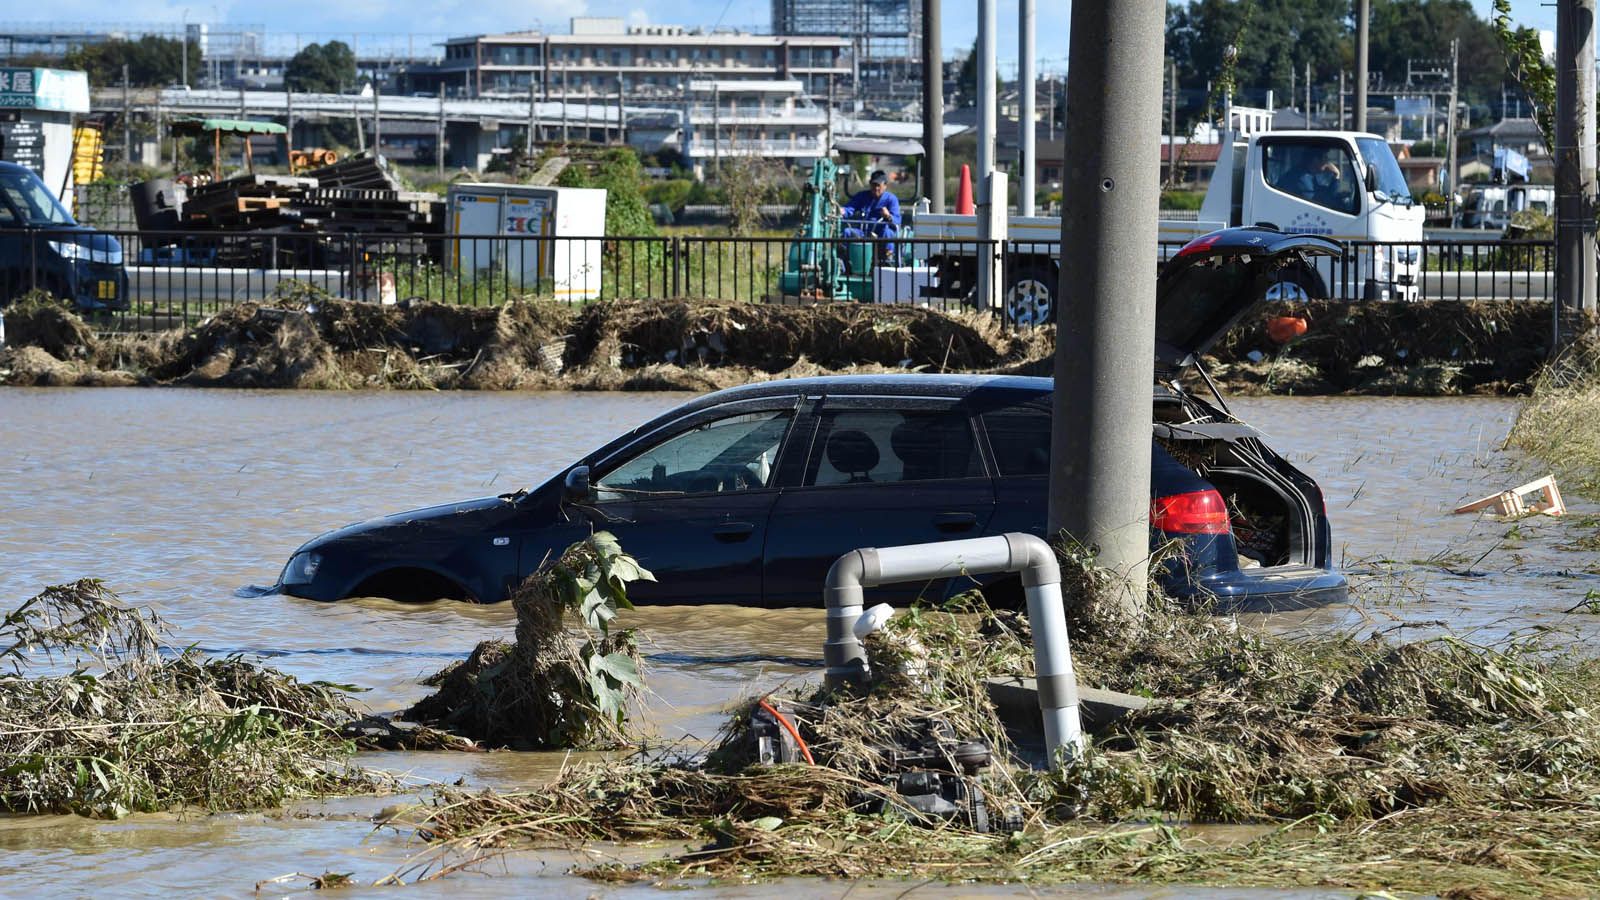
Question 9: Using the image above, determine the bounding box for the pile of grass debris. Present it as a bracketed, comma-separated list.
[0, 289, 1047, 392]
[1509, 337, 1600, 499]
[390, 581, 1600, 896]
[0, 579, 383, 818]
[400, 533, 651, 750]
[1206, 299, 1594, 395]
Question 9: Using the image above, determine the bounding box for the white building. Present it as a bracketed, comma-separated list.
[435, 19, 851, 102]
[682, 79, 828, 177]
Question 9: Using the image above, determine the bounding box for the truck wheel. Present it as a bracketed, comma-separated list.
[1263, 265, 1324, 302]
[1005, 264, 1057, 326]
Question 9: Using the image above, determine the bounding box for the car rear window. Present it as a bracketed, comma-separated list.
[982, 405, 1052, 476]
[808, 409, 981, 486]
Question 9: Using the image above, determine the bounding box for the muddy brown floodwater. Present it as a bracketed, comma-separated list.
[0, 387, 1595, 898]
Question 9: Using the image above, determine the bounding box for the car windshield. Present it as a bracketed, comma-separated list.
[1356, 137, 1413, 204]
[0, 171, 74, 225]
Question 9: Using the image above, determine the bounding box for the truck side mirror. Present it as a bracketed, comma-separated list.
[563, 465, 591, 502]
[1365, 163, 1378, 194]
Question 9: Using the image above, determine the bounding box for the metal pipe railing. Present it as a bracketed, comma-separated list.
[823, 532, 1084, 766]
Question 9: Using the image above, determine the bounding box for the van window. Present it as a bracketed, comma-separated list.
[807, 409, 981, 486]
[0, 171, 73, 225]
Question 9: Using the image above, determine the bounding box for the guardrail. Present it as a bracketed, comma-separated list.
[0, 226, 1563, 333]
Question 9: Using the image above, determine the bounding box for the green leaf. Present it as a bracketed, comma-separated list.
[591, 651, 641, 688]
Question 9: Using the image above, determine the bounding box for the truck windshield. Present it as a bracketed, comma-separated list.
[1355, 137, 1413, 205]
[0, 171, 75, 225]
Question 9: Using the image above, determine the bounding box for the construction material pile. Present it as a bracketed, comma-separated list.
[132, 154, 444, 268]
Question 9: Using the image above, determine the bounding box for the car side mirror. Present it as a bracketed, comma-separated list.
[563, 465, 591, 502]
[1364, 163, 1378, 194]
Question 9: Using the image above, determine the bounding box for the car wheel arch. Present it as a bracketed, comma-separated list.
[343, 563, 481, 603]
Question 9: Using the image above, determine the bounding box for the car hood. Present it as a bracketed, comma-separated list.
[1156, 227, 1341, 369]
[299, 495, 513, 550]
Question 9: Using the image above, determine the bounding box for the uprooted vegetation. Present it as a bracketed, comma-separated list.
[388, 578, 1600, 896]
[1203, 298, 1594, 395]
[0, 579, 385, 818]
[0, 288, 1046, 392]
[400, 532, 652, 750]
[1, 288, 1577, 395]
[1509, 337, 1600, 499]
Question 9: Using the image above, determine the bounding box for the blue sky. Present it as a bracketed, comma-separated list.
[8, 1, 1559, 73]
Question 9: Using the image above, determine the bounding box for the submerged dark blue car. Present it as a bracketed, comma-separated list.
[278, 228, 1347, 610]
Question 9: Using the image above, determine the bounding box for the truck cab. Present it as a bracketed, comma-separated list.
[1181, 130, 1425, 301]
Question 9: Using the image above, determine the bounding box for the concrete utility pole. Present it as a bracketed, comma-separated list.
[1556, 0, 1598, 314]
[1019, 0, 1036, 215]
[977, 0, 997, 204]
[1445, 39, 1459, 212]
[617, 75, 627, 146]
[922, 0, 944, 212]
[526, 83, 537, 156]
[1167, 60, 1176, 187]
[1339, 70, 1346, 128]
[1305, 61, 1311, 128]
[1050, 1, 1164, 617]
[373, 84, 382, 155]
[1355, 0, 1369, 132]
[122, 65, 131, 165]
[285, 89, 295, 164]
[436, 85, 446, 178]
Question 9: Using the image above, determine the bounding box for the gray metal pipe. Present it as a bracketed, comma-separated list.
[823, 533, 1084, 765]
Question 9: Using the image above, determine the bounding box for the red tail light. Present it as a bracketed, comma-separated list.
[1151, 489, 1231, 534]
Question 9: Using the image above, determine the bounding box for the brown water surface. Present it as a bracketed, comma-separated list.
[0, 387, 1593, 896]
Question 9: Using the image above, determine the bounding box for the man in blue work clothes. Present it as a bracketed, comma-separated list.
[840, 170, 901, 267]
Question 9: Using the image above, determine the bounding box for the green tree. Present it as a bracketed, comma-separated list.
[956, 38, 1003, 109]
[62, 36, 200, 87]
[284, 41, 357, 93]
[1368, 0, 1500, 110]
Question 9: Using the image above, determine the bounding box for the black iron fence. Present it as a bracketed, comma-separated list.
[0, 226, 1564, 333]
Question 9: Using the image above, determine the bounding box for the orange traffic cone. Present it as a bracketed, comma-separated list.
[955, 164, 975, 214]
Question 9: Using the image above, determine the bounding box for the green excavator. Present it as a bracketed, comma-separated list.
[778, 156, 916, 302]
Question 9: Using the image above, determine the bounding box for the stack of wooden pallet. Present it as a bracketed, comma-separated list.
[171, 153, 443, 236]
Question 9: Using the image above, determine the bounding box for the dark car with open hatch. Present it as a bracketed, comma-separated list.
[277, 228, 1346, 610]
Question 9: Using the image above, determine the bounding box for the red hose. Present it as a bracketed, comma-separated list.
[757, 696, 815, 765]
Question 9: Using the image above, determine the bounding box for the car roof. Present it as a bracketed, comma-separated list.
[681, 373, 1052, 412]
[0, 161, 36, 176]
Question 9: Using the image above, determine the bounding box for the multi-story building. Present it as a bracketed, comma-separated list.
[682, 79, 828, 177]
[419, 18, 850, 103]
[771, 0, 921, 106]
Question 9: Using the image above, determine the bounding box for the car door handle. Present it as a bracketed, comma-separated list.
[933, 512, 978, 531]
[712, 521, 757, 542]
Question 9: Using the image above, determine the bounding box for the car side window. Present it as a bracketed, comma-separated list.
[982, 404, 1052, 476]
[807, 408, 981, 486]
[594, 409, 791, 501]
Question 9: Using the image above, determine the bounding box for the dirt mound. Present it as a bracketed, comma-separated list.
[567, 300, 1009, 372]
[2, 292, 97, 359]
[1211, 300, 1592, 394]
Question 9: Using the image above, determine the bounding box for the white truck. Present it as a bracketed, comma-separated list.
[911, 129, 1426, 324]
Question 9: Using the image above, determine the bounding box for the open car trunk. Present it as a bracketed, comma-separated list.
[1153, 388, 1329, 577]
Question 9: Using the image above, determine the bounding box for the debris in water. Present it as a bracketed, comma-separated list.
[1453, 473, 1566, 517]
[400, 532, 652, 750]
